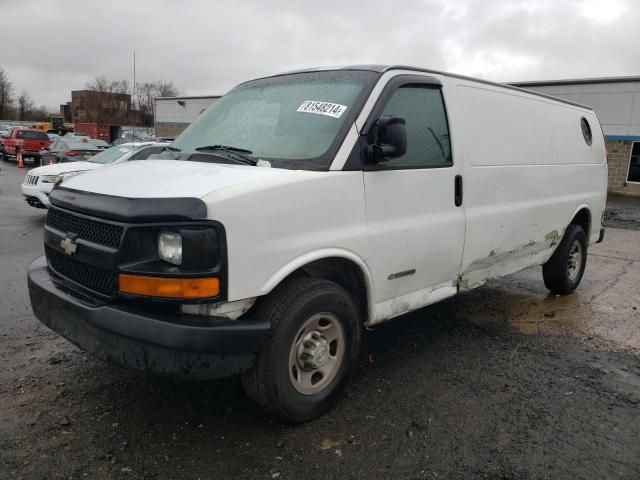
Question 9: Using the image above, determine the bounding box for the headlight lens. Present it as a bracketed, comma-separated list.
[59, 171, 83, 182]
[158, 231, 182, 265]
[43, 171, 83, 184]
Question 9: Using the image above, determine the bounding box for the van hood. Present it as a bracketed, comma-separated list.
[28, 161, 102, 176]
[60, 159, 304, 199]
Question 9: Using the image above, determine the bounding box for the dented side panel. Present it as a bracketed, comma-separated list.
[453, 78, 607, 290]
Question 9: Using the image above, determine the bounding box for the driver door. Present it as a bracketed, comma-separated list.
[363, 76, 465, 321]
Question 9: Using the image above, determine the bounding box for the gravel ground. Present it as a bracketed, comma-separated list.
[1, 162, 639, 479]
[604, 195, 640, 231]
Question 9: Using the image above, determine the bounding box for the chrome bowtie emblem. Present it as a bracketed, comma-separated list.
[60, 237, 78, 256]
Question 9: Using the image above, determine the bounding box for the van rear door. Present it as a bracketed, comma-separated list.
[362, 76, 465, 321]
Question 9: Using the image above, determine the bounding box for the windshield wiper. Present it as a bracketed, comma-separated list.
[194, 145, 256, 165]
[166, 145, 181, 152]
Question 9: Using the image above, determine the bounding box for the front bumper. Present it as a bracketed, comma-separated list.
[22, 183, 52, 208]
[28, 255, 270, 379]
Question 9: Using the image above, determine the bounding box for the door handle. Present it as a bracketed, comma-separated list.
[454, 175, 463, 207]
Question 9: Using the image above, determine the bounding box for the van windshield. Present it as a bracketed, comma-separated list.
[170, 70, 377, 170]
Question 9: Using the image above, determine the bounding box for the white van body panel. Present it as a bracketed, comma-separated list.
[200, 170, 371, 303]
[66, 162, 374, 312]
[63, 159, 301, 198]
[452, 81, 606, 290]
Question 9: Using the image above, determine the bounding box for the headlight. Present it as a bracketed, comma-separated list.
[158, 231, 182, 265]
[55, 171, 83, 183]
[41, 171, 83, 184]
[41, 175, 59, 183]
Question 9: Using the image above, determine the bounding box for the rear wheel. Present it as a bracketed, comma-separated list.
[242, 277, 361, 423]
[542, 224, 587, 294]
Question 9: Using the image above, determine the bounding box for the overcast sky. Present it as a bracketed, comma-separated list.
[1, 0, 639, 109]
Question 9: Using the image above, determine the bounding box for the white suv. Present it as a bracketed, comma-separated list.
[21, 142, 168, 208]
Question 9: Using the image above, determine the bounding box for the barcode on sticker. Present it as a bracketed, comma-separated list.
[297, 101, 347, 119]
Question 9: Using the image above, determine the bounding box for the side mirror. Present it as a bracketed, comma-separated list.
[366, 115, 407, 163]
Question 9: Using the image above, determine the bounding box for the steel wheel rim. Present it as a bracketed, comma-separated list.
[288, 312, 345, 396]
[567, 240, 583, 281]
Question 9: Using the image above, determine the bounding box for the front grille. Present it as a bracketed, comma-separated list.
[24, 175, 39, 185]
[45, 245, 118, 296]
[45, 208, 123, 249]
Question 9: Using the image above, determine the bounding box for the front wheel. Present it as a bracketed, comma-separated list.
[542, 224, 587, 294]
[242, 277, 361, 423]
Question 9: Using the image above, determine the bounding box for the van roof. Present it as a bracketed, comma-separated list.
[260, 65, 593, 111]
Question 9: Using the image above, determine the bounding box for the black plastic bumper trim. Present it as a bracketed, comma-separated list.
[28, 256, 269, 378]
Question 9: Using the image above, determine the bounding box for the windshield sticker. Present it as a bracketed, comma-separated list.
[297, 100, 347, 119]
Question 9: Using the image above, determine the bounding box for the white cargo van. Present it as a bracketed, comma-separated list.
[28, 66, 607, 422]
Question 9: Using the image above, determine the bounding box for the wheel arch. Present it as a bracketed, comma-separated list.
[568, 204, 592, 240]
[258, 249, 374, 324]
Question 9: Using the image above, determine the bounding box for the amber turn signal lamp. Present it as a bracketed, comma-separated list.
[119, 275, 220, 299]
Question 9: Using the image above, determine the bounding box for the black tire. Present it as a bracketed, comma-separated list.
[542, 224, 588, 295]
[242, 277, 361, 423]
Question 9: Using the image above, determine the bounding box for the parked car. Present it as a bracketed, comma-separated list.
[63, 131, 90, 139]
[112, 129, 156, 145]
[0, 126, 9, 156]
[1, 127, 23, 155]
[88, 138, 111, 150]
[28, 65, 607, 422]
[1, 128, 51, 163]
[21, 142, 169, 208]
[41, 138, 101, 164]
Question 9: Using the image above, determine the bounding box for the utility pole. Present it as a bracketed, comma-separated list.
[132, 51, 136, 143]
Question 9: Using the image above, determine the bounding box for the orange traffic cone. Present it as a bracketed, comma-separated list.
[17, 150, 24, 168]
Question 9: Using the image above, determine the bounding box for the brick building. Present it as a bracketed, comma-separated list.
[511, 77, 640, 197]
[60, 90, 141, 126]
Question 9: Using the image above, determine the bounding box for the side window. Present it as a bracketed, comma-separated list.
[627, 142, 640, 183]
[380, 85, 451, 168]
[130, 147, 162, 160]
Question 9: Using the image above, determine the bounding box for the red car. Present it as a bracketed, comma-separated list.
[1, 128, 51, 163]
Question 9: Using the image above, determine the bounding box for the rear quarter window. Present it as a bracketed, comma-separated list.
[17, 130, 49, 141]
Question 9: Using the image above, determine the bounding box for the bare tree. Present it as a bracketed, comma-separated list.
[155, 80, 179, 98]
[17, 90, 34, 121]
[86, 75, 131, 95]
[0, 69, 14, 119]
[85, 74, 112, 92]
[111, 79, 130, 95]
[27, 104, 51, 121]
[135, 80, 181, 126]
